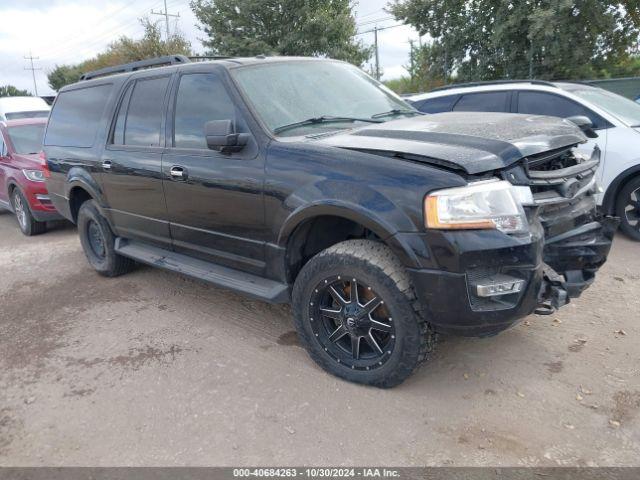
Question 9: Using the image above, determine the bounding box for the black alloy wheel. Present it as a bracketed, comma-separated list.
[309, 276, 395, 371]
[617, 176, 640, 241]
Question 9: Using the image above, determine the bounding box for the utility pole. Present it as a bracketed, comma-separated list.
[374, 26, 380, 81]
[24, 51, 41, 96]
[151, 0, 180, 41]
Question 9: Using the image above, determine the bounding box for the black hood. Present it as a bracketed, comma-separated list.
[314, 112, 587, 174]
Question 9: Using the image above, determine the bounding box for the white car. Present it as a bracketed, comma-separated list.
[0, 96, 50, 122]
[409, 81, 640, 240]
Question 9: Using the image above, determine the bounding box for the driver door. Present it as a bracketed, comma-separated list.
[162, 71, 266, 275]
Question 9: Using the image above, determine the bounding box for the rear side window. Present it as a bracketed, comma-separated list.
[112, 76, 170, 147]
[173, 73, 236, 149]
[45, 84, 112, 147]
[453, 91, 509, 112]
[414, 95, 459, 113]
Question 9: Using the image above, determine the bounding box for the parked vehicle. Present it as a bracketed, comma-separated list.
[0, 118, 62, 235]
[409, 81, 640, 240]
[0, 96, 50, 122]
[43, 56, 615, 387]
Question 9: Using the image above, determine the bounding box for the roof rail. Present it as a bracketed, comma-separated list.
[431, 79, 558, 93]
[188, 55, 234, 62]
[80, 55, 191, 81]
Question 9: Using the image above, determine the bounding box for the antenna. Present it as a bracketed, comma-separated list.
[151, 0, 180, 41]
[24, 50, 41, 96]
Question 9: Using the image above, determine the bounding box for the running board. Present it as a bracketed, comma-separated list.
[114, 238, 290, 303]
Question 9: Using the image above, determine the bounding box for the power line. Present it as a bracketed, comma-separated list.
[24, 51, 41, 96]
[151, 0, 180, 40]
[356, 15, 396, 28]
[356, 23, 404, 36]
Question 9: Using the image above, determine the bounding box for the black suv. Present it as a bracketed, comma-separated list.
[43, 55, 616, 387]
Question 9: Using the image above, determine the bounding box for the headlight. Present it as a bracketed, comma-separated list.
[425, 179, 533, 234]
[22, 169, 45, 182]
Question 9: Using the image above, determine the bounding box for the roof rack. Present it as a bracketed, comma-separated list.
[80, 55, 191, 81]
[188, 55, 234, 62]
[431, 79, 558, 92]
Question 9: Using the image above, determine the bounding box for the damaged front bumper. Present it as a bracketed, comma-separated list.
[537, 215, 618, 313]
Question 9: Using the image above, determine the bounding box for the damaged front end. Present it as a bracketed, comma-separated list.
[501, 146, 618, 315]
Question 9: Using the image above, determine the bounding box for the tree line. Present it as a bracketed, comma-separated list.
[4, 0, 639, 95]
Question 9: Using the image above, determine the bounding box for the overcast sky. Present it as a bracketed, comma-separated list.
[0, 0, 420, 96]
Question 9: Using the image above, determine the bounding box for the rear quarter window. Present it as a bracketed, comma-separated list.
[44, 84, 112, 147]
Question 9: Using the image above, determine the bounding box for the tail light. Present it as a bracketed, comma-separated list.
[39, 151, 51, 178]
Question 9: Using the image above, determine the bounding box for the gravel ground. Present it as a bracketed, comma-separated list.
[0, 211, 638, 466]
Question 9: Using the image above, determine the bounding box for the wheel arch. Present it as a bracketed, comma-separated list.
[602, 164, 640, 215]
[279, 203, 421, 284]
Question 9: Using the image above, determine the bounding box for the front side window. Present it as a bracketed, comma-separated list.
[113, 76, 170, 147]
[7, 124, 46, 154]
[517, 91, 606, 128]
[453, 91, 510, 112]
[174, 74, 236, 149]
[0, 133, 6, 156]
[45, 84, 112, 147]
[233, 61, 411, 136]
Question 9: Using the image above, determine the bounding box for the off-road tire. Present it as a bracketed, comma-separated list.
[616, 176, 640, 241]
[292, 239, 436, 388]
[11, 188, 46, 236]
[77, 199, 135, 277]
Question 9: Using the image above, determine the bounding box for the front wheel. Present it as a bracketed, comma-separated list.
[77, 199, 135, 277]
[616, 176, 640, 241]
[11, 188, 46, 236]
[292, 240, 436, 388]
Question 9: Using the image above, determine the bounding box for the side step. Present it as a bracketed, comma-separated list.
[114, 238, 290, 303]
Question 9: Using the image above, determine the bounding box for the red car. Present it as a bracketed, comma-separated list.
[0, 118, 62, 235]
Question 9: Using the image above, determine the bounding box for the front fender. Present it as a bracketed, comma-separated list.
[277, 180, 423, 268]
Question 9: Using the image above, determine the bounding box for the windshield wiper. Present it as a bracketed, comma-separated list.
[371, 108, 424, 119]
[273, 115, 383, 134]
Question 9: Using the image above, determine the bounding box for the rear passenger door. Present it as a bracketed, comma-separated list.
[0, 130, 8, 205]
[101, 73, 173, 247]
[162, 71, 266, 275]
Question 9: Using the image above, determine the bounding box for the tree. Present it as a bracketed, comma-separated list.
[191, 0, 371, 66]
[390, 0, 640, 82]
[48, 19, 192, 91]
[0, 85, 31, 97]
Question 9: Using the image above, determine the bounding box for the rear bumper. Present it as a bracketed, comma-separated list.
[400, 215, 616, 337]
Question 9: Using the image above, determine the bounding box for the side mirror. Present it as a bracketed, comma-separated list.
[566, 115, 598, 139]
[205, 120, 249, 153]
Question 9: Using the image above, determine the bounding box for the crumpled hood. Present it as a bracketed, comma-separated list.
[314, 112, 587, 174]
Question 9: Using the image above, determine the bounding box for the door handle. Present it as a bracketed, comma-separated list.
[169, 166, 187, 180]
[102, 161, 112, 170]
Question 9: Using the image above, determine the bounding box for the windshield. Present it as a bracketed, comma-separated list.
[571, 88, 640, 127]
[5, 111, 50, 120]
[7, 124, 45, 154]
[234, 60, 412, 136]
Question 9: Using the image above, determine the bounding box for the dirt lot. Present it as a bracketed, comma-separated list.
[0, 211, 638, 467]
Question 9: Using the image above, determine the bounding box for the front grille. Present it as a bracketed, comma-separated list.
[524, 146, 600, 238]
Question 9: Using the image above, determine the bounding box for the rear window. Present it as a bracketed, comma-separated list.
[453, 91, 510, 112]
[6, 111, 49, 120]
[7, 124, 46, 154]
[44, 84, 112, 147]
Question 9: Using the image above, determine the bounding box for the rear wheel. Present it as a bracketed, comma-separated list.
[77, 199, 135, 277]
[11, 188, 46, 236]
[616, 176, 640, 241]
[292, 239, 436, 388]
